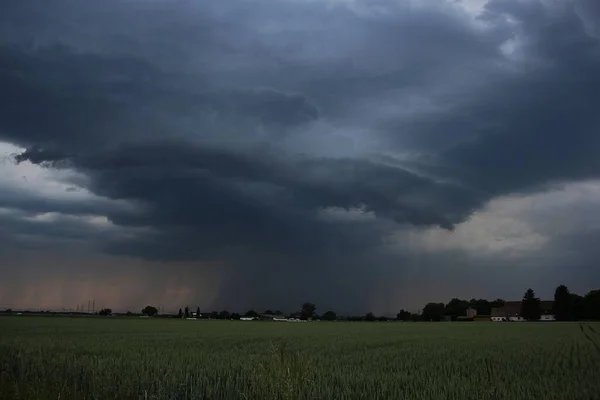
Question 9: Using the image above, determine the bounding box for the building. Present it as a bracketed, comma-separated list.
[539, 301, 554, 317]
[466, 307, 478, 318]
[491, 301, 555, 322]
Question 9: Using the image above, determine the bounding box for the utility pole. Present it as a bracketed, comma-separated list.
[92, 299, 95, 314]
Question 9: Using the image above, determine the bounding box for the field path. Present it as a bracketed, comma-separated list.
[579, 323, 600, 353]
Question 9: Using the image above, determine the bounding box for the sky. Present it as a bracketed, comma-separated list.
[0, 0, 599, 315]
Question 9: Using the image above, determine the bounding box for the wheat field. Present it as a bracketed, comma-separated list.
[1, 317, 599, 400]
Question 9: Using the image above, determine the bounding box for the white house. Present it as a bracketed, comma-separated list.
[491, 301, 555, 322]
[508, 316, 526, 322]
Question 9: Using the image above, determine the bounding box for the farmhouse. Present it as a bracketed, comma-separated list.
[463, 307, 491, 322]
[490, 301, 555, 322]
[466, 307, 478, 318]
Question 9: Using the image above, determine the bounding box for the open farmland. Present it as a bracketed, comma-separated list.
[1, 317, 599, 400]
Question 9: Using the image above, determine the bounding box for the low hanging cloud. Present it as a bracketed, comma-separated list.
[0, 0, 599, 313]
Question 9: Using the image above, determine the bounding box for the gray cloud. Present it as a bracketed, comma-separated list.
[1, 0, 599, 313]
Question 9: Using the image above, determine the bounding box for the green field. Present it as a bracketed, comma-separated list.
[1, 317, 599, 400]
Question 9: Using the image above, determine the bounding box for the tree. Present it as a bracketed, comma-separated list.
[184, 306, 190, 319]
[219, 310, 230, 319]
[300, 302, 316, 320]
[584, 290, 600, 320]
[445, 298, 470, 317]
[397, 309, 411, 321]
[98, 308, 112, 316]
[245, 310, 259, 318]
[364, 312, 377, 321]
[490, 299, 505, 308]
[521, 288, 541, 321]
[177, 308, 183, 318]
[322, 311, 337, 321]
[469, 299, 492, 316]
[264, 309, 274, 315]
[141, 305, 158, 317]
[196, 307, 201, 319]
[553, 285, 572, 321]
[571, 294, 585, 320]
[422, 303, 445, 321]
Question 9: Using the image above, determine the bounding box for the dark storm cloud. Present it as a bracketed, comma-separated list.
[1, 0, 599, 311]
[438, 1, 600, 194]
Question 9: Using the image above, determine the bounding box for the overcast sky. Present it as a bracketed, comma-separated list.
[1, 0, 599, 315]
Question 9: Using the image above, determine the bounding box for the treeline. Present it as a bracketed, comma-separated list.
[419, 298, 506, 322]
[417, 286, 600, 322]
[552, 285, 600, 321]
[7, 285, 598, 322]
[127, 286, 600, 321]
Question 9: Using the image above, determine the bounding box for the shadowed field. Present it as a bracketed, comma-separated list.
[1, 317, 599, 400]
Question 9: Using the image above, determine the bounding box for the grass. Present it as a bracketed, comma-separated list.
[1, 317, 600, 399]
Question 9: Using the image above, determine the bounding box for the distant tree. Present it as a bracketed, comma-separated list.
[98, 308, 112, 316]
[422, 303, 445, 321]
[300, 302, 316, 320]
[141, 305, 158, 317]
[219, 310, 230, 319]
[4, 309, 12, 314]
[210, 311, 219, 319]
[274, 310, 283, 316]
[378, 316, 389, 322]
[397, 309, 411, 321]
[195, 307, 201, 319]
[410, 313, 420, 322]
[177, 308, 183, 318]
[245, 310, 259, 318]
[264, 309, 274, 315]
[126, 311, 133, 316]
[490, 299, 505, 308]
[230, 313, 241, 320]
[468, 299, 492, 316]
[322, 311, 337, 321]
[521, 289, 541, 321]
[553, 285, 573, 321]
[445, 298, 470, 317]
[184, 306, 190, 319]
[364, 312, 377, 322]
[571, 294, 585, 320]
[584, 290, 600, 320]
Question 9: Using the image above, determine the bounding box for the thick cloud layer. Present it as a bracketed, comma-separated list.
[1, 0, 599, 313]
